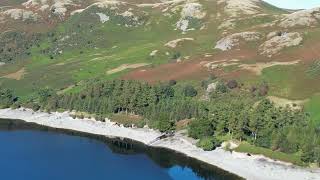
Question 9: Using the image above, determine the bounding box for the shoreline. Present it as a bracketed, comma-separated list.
[0, 118, 241, 180]
[0, 108, 319, 180]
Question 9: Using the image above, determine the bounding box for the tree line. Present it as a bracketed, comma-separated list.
[0, 79, 319, 165]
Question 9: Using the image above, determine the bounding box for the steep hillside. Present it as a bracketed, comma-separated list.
[0, 0, 320, 119]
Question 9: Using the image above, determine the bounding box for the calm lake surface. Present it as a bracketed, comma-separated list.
[0, 119, 242, 180]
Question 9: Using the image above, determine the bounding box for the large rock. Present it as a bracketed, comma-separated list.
[259, 32, 303, 57]
[23, 0, 75, 17]
[165, 38, 194, 48]
[2, 9, 40, 21]
[176, 2, 206, 32]
[215, 32, 262, 51]
[279, 7, 320, 28]
[218, 0, 261, 17]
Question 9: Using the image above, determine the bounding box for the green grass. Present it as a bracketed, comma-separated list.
[1, 0, 320, 109]
[235, 142, 303, 165]
[259, 1, 288, 14]
[240, 64, 320, 100]
[1, 4, 200, 96]
[109, 113, 143, 127]
[223, 65, 240, 73]
[306, 60, 320, 78]
[305, 94, 320, 124]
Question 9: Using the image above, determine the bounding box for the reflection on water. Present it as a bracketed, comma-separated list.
[0, 119, 243, 180]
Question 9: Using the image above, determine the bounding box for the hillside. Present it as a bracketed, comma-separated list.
[1, 0, 320, 118]
[1, 0, 320, 169]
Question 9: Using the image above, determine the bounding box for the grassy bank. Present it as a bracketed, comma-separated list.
[234, 142, 303, 166]
[305, 94, 320, 125]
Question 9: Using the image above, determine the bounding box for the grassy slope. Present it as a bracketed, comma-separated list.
[0, 0, 319, 117]
[261, 64, 320, 99]
[305, 94, 320, 124]
[0, 0, 219, 97]
[235, 142, 303, 165]
[0, 5, 177, 96]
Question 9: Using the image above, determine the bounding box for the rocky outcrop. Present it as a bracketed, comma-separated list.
[218, 19, 235, 30]
[92, 0, 125, 10]
[279, 7, 320, 28]
[96, 13, 110, 23]
[176, 2, 206, 32]
[2, 9, 40, 21]
[215, 32, 262, 51]
[165, 38, 194, 48]
[23, 0, 76, 17]
[218, 0, 261, 17]
[149, 50, 158, 56]
[259, 32, 303, 57]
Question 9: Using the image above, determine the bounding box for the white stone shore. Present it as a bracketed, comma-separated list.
[0, 108, 319, 180]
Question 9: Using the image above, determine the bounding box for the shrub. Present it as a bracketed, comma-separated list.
[172, 52, 181, 60]
[201, 75, 217, 90]
[188, 118, 214, 139]
[168, 80, 177, 86]
[136, 120, 146, 128]
[197, 137, 214, 151]
[0, 88, 17, 108]
[156, 113, 175, 132]
[216, 81, 228, 93]
[158, 84, 175, 98]
[78, 114, 84, 119]
[258, 83, 269, 96]
[201, 79, 209, 89]
[197, 137, 222, 151]
[11, 102, 21, 109]
[250, 83, 269, 96]
[95, 115, 105, 122]
[183, 85, 197, 97]
[226, 80, 238, 89]
[306, 60, 320, 78]
[250, 86, 257, 96]
[23, 102, 40, 111]
[157, 119, 175, 132]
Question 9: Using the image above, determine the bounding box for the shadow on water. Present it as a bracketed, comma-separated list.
[0, 118, 243, 180]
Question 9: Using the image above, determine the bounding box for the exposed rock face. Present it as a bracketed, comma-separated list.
[266, 31, 280, 39]
[218, 0, 261, 17]
[6, 0, 132, 22]
[218, 19, 235, 30]
[149, 50, 158, 56]
[259, 32, 303, 57]
[23, 0, 76, 17]
[120, 10, 134, 17]
[0, 16, 4, 23]
[239, 60, 300, 75]
[91, 0, 124, 9]
[180, 2, 206, 19]
[202, 82, 218, 100]
[279, 7, 320, 28]
[51, 0, 74, 17]
[2, 9, 40, 21]
[96, 13, 110, 23]
[70, 9, 85, 15]
[23, 0, 50, 11]
[165, 38, 194, 48]
[176, 2, 206, 32]
[206, 82, 218, 93]
[215, 32, 262, 51]
[68, 1, 141, 27]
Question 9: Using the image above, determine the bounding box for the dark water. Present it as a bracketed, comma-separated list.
[0, 119, 242, 180]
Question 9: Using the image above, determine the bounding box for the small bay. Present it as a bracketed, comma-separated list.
[0, 119, 242, 180]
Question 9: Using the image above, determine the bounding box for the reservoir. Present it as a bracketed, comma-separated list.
[0, 119, 242, 180]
